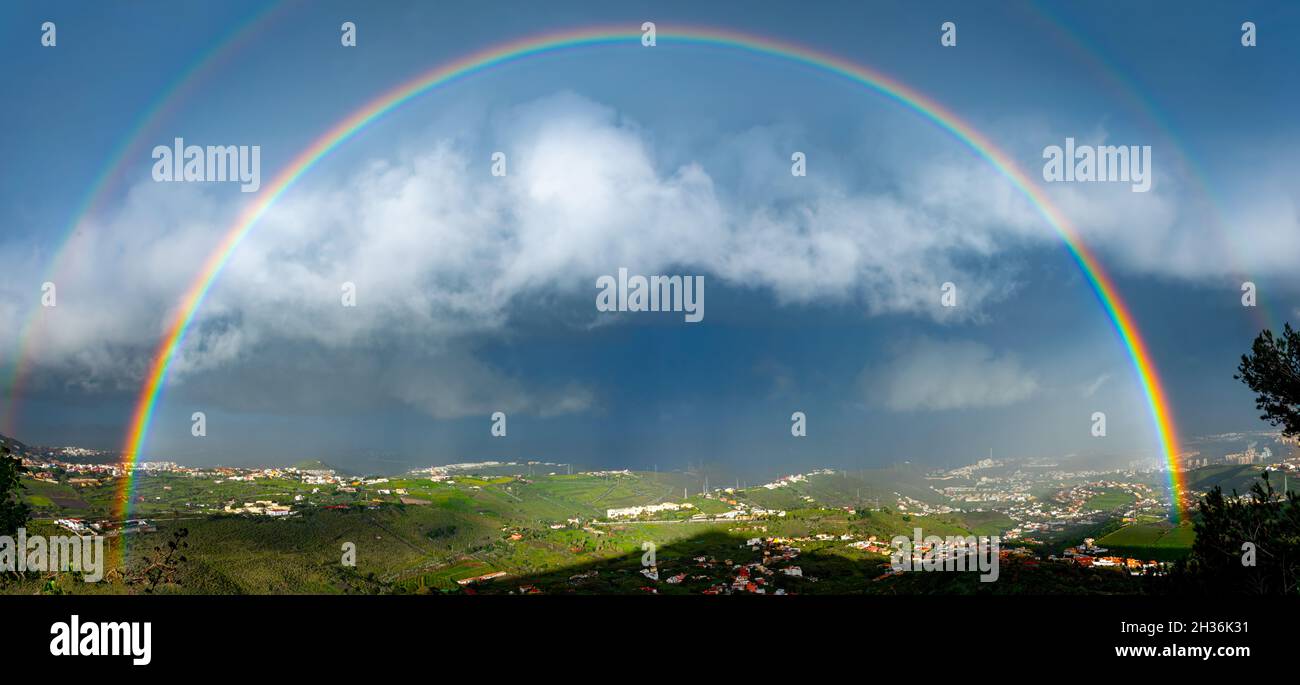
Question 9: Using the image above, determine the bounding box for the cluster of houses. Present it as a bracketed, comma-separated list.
[20, 449, 360, 496]
[893, 494, 957, 516]
[456, 570, 508, 586]
[689, 505, 785, 522]
[223, 500, 294, 517]
[21, 455, 137, 480]
[1056, 537, 1162, 575]
[605, 501, 694, 519]
[694, 538, 808, 594]
[635, 556, 794, 595]
[716, 540, 808, 594]
[848, 536, 890, 554]
[758, 468, 835, 490]
[599, 536, 814, 595]
[55, 518, 155, 536]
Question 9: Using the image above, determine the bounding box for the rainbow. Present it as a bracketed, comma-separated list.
[1027, 3, 1284, 336]
[115, 25, 1185, 536]
[0, 0, 296, 436]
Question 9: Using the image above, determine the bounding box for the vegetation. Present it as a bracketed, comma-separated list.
[0, 445, 30, 535]
[1159, 323, 1300, 593]
[128, 528, 190, 593]
[1236, 323, 1300, 437]
[1172, 473, 1300, 594]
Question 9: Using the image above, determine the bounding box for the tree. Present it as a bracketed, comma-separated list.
[0, 444, 32, 535]
[1174, 326, 1300, 594]
[127, 527, 189, 593]
[1235, 323, 1300, 437]
[1177, 473, 1300, 595]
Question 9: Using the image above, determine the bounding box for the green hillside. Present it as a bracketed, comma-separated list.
[737, 467, 947, 511]
[1182, 464, 1294, 496]
[0, 462, 1189, 595]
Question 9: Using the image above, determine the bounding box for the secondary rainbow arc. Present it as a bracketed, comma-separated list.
[0, 0, 295, 436]
[1026, 3, 1283, 336]
[115, 25, 1185, 547]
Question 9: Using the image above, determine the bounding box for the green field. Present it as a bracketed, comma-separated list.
[1095, 521, 1195, 561]
[1084, 489, 1136, 512]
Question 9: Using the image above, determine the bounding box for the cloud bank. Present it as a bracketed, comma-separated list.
[1, 92, 1285, 420]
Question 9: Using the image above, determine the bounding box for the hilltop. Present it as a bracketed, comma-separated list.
[0, 432, 29, 455]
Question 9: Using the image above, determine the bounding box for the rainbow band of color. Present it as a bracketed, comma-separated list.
[116, 25, 1184, 533]
[0, 0, 295, 436]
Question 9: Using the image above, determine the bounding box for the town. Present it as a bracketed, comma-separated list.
[3, 429, 1297, 595]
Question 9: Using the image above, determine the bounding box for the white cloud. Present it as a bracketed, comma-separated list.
[1010, 128, 1300, 282]
[866, 338, 1039, 411]
[7, 93, 1217, 418]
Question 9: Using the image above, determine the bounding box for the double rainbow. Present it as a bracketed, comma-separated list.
[114, 25, 1184, 532]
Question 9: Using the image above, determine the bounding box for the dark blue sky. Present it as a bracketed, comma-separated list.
[2, 1, 1297, 477]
